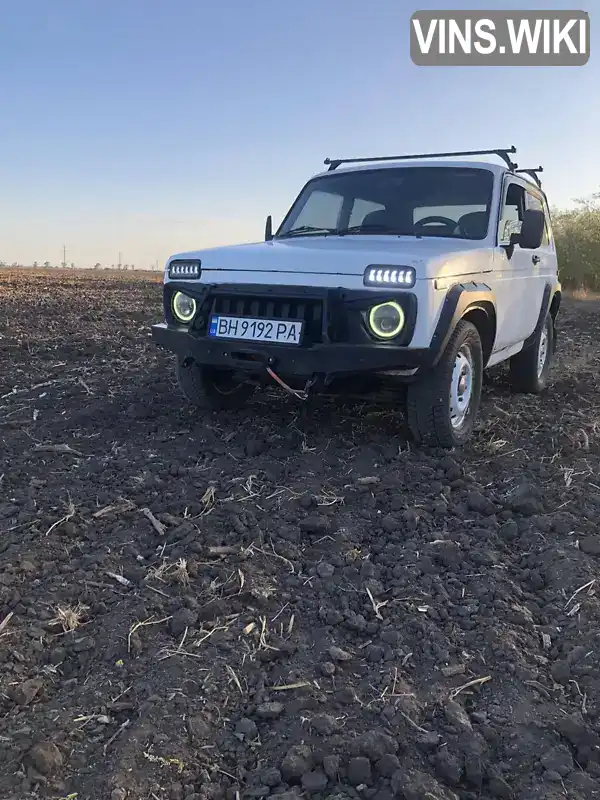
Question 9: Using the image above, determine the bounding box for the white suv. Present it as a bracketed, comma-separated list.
[152, 146, 561, 448]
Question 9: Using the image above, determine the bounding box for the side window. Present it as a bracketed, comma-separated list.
[349, 198, 385, 227]
[290, 190, 343, 230]
[499, 182, 525, 242]
[525, 191, 550, 246]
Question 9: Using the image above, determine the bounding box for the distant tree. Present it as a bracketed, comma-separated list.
[43, 261, 50, 268]
[94, 262, 101, 270]
[33, 261, 38, 268]
[551, 191, 600, 290]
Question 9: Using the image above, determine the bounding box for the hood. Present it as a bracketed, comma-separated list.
[168, 235, 492, 281]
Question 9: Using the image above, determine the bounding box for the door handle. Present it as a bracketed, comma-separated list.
[532, 254, 541, 264]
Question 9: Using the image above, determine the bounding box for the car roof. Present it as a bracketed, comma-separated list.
[310, 159, 507, 178]
[308, 159, 545, 195]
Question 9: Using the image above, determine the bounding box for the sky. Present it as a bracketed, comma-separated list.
[0, 0, 597, 268]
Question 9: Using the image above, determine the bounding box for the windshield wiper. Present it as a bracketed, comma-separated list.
[279, 223, 419, 239]
[278, 225, 338, 238]
[335, 224, 417, 236]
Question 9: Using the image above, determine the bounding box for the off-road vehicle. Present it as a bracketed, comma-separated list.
[151, 146, 561, 447]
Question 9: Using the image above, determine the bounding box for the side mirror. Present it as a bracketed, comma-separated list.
[519, 208, 544, 249]
[265, 215, 273, 241]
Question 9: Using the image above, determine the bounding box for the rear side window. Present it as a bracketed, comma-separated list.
[525, 191, 550, 245]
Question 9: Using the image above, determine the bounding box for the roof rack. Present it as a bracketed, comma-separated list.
[514, 166, 543, 189]
[324, 146, 518, 172]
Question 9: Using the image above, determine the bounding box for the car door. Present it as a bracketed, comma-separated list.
[492, 177, 544, 351]
[524, 188, 555, 306]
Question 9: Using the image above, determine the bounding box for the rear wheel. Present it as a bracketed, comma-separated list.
[175, 358, 255, 410]
[509, 311, 554, 393]
[406, 320, 483, 448]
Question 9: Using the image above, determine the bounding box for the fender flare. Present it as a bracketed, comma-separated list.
[523, 282, 561, 351]
[428, 282, 497, 367]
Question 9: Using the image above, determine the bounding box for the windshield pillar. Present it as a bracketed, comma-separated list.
[339, 196, 353, 230]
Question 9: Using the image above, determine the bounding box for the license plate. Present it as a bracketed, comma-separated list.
[208, 315, 303, 345]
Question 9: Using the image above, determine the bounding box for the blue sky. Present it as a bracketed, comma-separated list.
[0, 0, 597, 268]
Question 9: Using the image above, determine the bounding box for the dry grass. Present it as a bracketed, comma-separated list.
[49, 602, 89, 633]
[146, 558, 191, 587]
[564, 287, 600, 301]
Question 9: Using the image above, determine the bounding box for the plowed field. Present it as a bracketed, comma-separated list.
[1, 268, 599, 800]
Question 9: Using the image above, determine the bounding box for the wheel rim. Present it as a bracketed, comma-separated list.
[537, 323, 549, 378]
[450, 345, 474, 429]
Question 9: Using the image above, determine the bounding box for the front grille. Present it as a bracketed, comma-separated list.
[208, 294, 325, 344]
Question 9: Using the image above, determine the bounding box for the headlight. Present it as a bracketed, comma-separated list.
[168, 260, 201, 279]
[172, 291, 197, 323]
[364, 265, 415, 288]
[367, 301, 405, 339]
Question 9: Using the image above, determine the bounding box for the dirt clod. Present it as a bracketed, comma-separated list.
[375, 753, 401, 777]
[26, 741, 63, 775]
[540, 745, 574, 777]
[10, 677, 44, 706]
[280, 745, 313, 782]
[301, 770, 328, 792]
[579, 535, 600, 555]
[328, 645, 352, 661]
[255, 701, 284, 719]
[235, 718, 258, 740]
[356, 729, 398, 761]
[347, 756, 372, 785]
[323, 754, 341, 780]
[443, 699, 473, 732]
[169, 608, 198, 636]
[435, 749, 463, 785]
[312, 713, 337, 735]
[260, 767, 282, 787]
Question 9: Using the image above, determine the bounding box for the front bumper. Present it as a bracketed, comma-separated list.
[151, 321, 430, 378]
[153, 282, 431, 380]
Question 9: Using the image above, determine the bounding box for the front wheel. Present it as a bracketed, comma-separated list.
[509, 312, 554, 393]
[406, 320, 483, 448]
[175, 358, 255, 411]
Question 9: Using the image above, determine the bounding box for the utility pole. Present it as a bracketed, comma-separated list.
[62, 245, 66, 268]
[118, 252, 122, 270]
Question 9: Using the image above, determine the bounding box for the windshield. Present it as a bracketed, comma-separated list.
[276, 166, 494, 240]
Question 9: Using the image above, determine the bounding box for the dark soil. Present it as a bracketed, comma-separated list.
[1, 268, 600, 800]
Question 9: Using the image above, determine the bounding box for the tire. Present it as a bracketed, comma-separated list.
[406, 320, 483, 448]
[509, 312, 554, 393]
[175, 358, 255, 411]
